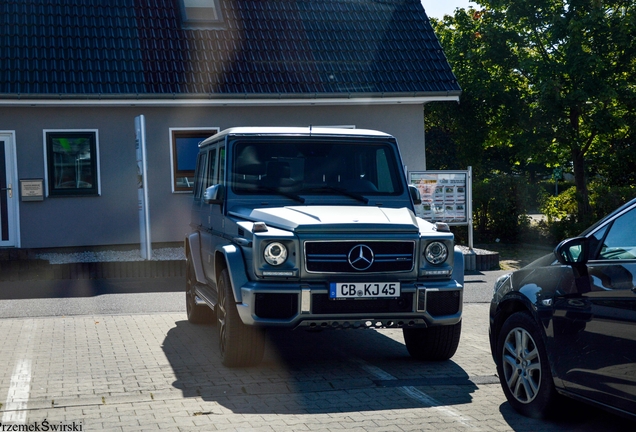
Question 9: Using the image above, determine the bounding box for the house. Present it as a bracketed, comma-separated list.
[0, 0, 460, 250]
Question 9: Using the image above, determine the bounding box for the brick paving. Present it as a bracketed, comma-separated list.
[0, 304, 631, 431]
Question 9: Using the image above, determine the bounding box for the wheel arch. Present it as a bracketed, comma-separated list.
[492, 295, 558, 380]
[492, 296, 537, 363]
[215, 244, 248, 303]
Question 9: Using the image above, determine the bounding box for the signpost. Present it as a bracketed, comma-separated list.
[135, 115, 152, 260]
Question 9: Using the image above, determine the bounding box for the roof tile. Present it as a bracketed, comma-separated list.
[0, 0, 459, 96]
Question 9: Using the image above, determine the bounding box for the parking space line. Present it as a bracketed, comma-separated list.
[353, 357, 478, 429]
[2, 320, 36, 425]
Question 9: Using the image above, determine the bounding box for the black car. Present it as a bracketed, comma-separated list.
[489, 198, 636, 419]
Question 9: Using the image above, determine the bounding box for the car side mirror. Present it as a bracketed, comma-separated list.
[409, 185, 422, 205]
[555, 236, 589, 266]
[203, 184, 225, 204]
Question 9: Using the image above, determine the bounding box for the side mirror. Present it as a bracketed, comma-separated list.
[409, 185, 422, 205]
[555, 236, 589, 266]
[203, 184, 225, 204]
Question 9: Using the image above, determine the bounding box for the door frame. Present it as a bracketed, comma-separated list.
[0, 131, 20, 248]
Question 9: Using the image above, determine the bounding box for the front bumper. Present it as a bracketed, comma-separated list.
[236, 280, 463, 329]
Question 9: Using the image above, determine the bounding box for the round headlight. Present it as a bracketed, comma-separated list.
[264, 242, 288, 266]
[425, 241, 448, 265]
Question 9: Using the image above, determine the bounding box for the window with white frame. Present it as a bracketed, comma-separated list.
[44, 130, 100, 196]
[170, 128, 219, 192]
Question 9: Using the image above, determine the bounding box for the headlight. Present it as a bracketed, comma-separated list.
[493, 273, 511, 294]
[264, 242, 288, 266]
[425, 241, 448, 265]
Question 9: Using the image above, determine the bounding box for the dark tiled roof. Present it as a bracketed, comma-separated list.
[0, 0, 461, 98]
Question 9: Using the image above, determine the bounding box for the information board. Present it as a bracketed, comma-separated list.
[409, 170, 470, 225]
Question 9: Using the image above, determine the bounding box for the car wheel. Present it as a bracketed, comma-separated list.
[403, 321, 461, 361]
[496, 311, 558, 418]
[185, 256, 215, 324]
[217, 268, 265, 367]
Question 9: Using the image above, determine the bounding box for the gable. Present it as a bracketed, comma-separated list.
[0, 0, 461, 99]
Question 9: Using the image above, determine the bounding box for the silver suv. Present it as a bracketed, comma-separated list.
[185, 127, 464, 367]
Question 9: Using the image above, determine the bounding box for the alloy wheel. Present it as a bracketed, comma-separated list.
[502, 326, 542, 404]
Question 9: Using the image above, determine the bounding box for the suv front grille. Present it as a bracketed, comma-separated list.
[305, 241, 415, 273]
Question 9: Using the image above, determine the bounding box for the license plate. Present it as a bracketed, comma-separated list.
[329, 282, 400, 299]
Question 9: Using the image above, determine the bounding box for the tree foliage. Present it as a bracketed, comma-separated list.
[426, 0, 636, 228]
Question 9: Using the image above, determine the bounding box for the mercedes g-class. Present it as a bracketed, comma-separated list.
[185, 127, 464, 367]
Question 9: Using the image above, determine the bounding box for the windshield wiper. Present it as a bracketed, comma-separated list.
[303, 186, 369, 204]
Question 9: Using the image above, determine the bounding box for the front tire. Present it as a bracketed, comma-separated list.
[185, 256, 215, 324]
[217, 268, 265, 367]
[403, 321, 461, 361]
[496, 311, 558, 419]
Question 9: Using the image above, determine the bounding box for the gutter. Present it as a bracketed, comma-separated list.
[0, 92, 461, 107]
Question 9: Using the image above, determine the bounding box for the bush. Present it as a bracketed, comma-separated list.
[538, 182, 636, 242]
[473, 174, 533, 243]
[588, 181, 636, 221]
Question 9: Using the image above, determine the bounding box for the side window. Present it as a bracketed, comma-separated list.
[218, 146, 226, 185]
[205, 148, 217, 190]
[597, 207, 636, 260]
[44, 130, 100, 196]
[193, 152, 207, 199]
[375, 148, 394, 193]
[170, 128, 218, 192]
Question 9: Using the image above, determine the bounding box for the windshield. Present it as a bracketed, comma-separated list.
[231, 139, 404, 199]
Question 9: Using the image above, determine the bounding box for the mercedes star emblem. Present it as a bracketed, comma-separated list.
[348, 244, 374, 271]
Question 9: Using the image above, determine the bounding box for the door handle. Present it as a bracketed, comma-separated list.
[0, 184, 11, 198]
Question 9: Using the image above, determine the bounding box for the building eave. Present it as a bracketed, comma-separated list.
[0, 92, 461, 108]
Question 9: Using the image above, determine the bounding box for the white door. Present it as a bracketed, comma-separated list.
[0, 132, 19, 247]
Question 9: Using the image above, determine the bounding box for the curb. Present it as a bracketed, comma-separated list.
[462, 251, 500, 272]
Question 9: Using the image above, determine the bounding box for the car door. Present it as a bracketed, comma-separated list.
[199, 146, 218, 283]
[555, 205, 636, 413]
[208, 144, 226, 284]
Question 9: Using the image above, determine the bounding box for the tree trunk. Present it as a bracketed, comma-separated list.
[571, 147, 592, 222]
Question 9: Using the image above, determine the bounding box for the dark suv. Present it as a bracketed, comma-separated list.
[185, 127, 464, 367]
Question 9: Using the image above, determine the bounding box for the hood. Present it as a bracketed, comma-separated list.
[230, 205, 422, 233]
[522, 252, 557, 269]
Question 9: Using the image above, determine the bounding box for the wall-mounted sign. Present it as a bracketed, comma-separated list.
[20, 179, 44, 201]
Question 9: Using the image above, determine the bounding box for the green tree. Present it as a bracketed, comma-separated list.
[427, 0, 636, 224]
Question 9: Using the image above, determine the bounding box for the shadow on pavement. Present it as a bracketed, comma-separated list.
[0, 277, 184, 299]
[163, 319, 478, 414]
[498, 397, 635, 431]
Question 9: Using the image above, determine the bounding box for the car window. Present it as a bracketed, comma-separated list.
[218, 146, 226, 185]
[597, 207, 636, 260]
[231, 140, 403, 196]
[193, 152, 207, 199]
[205, 148, 217, 189]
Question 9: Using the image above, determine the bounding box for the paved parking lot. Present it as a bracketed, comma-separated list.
[0, 293, 632, 431]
